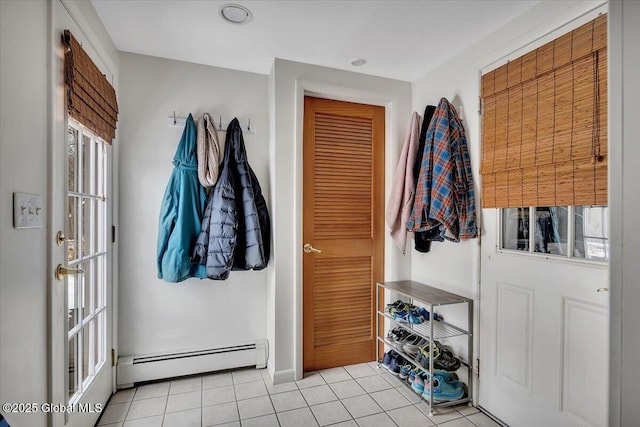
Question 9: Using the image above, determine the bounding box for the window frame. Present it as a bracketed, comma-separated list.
[497, 205, 608, 266]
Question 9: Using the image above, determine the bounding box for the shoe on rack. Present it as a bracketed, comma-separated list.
[388, 328, 417, 351]
[403, 336, 427, 356]
[381, 350, 397, 370]
[434, 346, 461, 372]
[399, 363, 413, 380]
[407, 366, 421, 386]
[384, 300, 406, 315]
[416, 343, 441, 369]
[388, 354, 406, 376]
[411, 371, 429, 395]
[421, 372, 465, 403]
[385, 300, 411, 320]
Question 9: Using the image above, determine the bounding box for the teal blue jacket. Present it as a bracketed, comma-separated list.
[157, 114, 207, 282]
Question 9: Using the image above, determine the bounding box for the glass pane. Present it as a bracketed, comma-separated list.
[534, 206, 569, 255]
[82, 325, 91, 384]
[82, 134, 92, 195]
[67, 127, 78, 193]
[502, 207, 530, 251]
[68, 334, 78, 399]
[67, 196, 78, 262]
[82, 260, 92, 320]
[575, 206, 609, 261]
[94, 315, 101, 369]
[95, 141, 104, 197]
[82, 198, 94, 256]
[67, 273, 78, 332]
[96, 200, 104, 253]
[94, 255, 106, 311]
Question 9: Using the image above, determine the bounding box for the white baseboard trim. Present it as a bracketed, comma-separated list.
[272, 368, 296, 385]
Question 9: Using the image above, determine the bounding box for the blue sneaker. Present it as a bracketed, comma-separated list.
[389, 354, 406, 375]
[381, 350, 397, 370]
[408, 307, 438, 324]
[407, 367, 420, 385]
[421, 372, 465, 403]
[411, 372, 428, 394]
[399, 363, 413, 379]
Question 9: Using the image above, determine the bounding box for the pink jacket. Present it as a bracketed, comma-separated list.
[386, 112, 422, 253]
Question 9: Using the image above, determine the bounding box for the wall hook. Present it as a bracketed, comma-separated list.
[173, 111, 176, 125]
[248, 118, 251, 132]
[219, 115, 222, 130]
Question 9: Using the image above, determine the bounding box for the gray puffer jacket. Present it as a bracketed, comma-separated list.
[192, 118, 270, 279]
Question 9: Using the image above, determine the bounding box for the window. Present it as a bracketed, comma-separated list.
[67, 120, 108, 402]
[501, 205, 608, 262]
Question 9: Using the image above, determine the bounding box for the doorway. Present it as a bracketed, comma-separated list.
[302, 96, 385, 371]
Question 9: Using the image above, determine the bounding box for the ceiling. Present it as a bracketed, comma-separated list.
[92, 0, 541, 82]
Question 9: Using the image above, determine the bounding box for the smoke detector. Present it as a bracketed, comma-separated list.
[220, 4, 253, 24]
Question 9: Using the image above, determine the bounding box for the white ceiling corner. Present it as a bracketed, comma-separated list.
[91, 0, 541, 82]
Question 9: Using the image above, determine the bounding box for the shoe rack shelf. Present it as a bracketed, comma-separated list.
[376, 280, 474, 414]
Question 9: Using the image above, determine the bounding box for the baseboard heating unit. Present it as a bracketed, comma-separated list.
[116, 340, 268, 389]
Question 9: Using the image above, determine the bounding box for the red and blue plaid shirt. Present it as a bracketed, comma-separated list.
[407, 98, 477, 242]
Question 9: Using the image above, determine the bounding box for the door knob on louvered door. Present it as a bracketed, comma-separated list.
[303, 243, 321, 254]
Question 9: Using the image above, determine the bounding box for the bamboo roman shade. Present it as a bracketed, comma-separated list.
[63, 30, 118, 143]
[480, 14, 607, 208]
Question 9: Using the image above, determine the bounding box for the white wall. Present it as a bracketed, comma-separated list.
[268, 59, 412, 382]
[0, 1, 49, 425]
[117, 53, 270, 357]
[609, 1, 640, 425]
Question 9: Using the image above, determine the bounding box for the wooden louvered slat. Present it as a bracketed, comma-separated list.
[303, 97, 384, 371]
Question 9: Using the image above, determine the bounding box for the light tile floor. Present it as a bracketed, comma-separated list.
[96, 363, 502, 427]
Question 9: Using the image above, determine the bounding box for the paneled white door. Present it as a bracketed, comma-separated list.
[49, 3, 114, 424]
[478, 207, 609, 427]
[50, 119, 113, 427]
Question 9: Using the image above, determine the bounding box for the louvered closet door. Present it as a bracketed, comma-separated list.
[303, 97, 385, 371]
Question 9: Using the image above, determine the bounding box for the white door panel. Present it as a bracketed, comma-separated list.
[479, 208, 609, 427]
[50, 2, 114, 425]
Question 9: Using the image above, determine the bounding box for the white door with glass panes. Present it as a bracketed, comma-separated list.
[49, 7, 114, 425]
[57, 122, 113, 426]
[478, 10, 609, 427]
[479, 206, 609, 427]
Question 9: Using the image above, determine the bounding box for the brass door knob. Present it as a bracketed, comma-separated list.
[55, 264, 84, 281]
[303, 243, 321, 254]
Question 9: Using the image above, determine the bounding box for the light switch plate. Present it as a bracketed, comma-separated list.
[13, 192, 44, 229]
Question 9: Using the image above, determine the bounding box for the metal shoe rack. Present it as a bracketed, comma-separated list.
[376, 280, 473, 414]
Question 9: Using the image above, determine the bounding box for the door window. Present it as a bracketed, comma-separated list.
[500, 206, 608, 262]
[66, 120, 108, 403]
